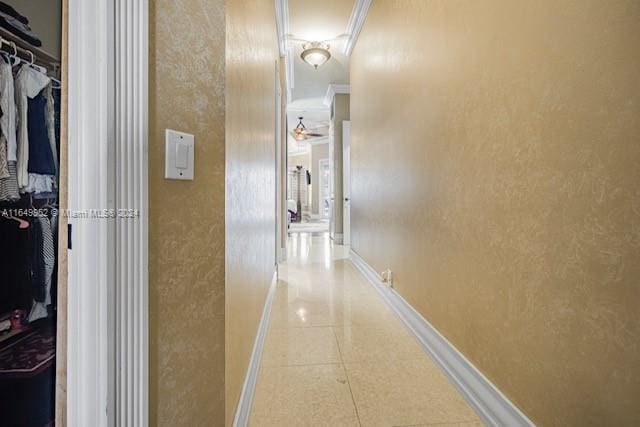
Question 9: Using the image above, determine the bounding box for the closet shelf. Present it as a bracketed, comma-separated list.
[0, 27, 59, 67]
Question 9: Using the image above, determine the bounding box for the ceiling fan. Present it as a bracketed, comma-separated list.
[291, 116, 326, 141]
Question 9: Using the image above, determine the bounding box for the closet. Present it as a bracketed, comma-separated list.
[0, 1, 63, 426]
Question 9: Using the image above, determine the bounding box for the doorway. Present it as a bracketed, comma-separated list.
[319, 158, 330, 219]
[342, 120, 351, 246]
[286, 112, 331, 235]
[0, 1, 63, 425]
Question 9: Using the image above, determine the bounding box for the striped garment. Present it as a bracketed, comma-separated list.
[0, 134, 9, 179]
[0, 160, 19, 201]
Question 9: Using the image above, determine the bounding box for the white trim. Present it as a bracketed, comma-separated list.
[332, 232, 344, 244]
[113, 1, 149, 426]
[349, 249, 536, 427]
[275, 0, 289, 57]
[285, 47, 294, 103]
[324, 84, 350, 107]
[232, 271, 279, 427]
[68, 1, 149, 425]
[343, 0, 372, 56]
[67, 1, 113, 425]
[275, 0, 293, 102]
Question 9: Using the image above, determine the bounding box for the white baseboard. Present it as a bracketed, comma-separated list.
[232, 271, 278, 427]
[349, 249, 535, 427]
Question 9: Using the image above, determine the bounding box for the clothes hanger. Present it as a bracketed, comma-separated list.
[26, 50, 48, 75]
[2, 214, 29, 229]
[0, 40, 19, 66]
[9, 42, 19, 66]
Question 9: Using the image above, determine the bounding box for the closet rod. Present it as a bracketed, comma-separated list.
[0, 29, 60, 70]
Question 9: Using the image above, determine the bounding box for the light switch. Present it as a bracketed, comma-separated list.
[165, 129, 194, 180]
[175, 143, 189, 169]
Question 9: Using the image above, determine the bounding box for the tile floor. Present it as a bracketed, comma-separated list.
[249, 233, 483, 427]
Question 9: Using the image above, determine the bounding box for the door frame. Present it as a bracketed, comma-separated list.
[318, 158, 331, 219]
[342, 121, 351, 246]
[275, 60, 281, 266]
[66, 1, 149, 425]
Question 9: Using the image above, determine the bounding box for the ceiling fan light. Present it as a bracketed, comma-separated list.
[301, 42, 331, 69]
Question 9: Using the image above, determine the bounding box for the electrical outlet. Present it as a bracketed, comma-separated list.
[380, 269, 393, 287]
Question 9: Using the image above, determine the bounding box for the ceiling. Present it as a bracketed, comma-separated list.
[283, 0, 359, 154]
[288, 0, 354, 43]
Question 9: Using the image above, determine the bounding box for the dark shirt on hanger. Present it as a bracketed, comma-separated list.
[27, 91, 55, 175]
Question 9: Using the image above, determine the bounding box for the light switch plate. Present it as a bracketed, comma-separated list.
[165, 129, 194, 180]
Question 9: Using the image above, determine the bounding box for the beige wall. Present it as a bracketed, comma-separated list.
[289, 152, 310, 170]
[149, 0, 226, 425]
[5, 0, 62, 58]
[350, 1, 640, 426]
[331, 94, 349, 236]
[225, 0, 278, 425]
[311, 143, 329, 215]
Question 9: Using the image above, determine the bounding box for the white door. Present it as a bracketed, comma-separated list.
[343, 121, 351, 246]
[319, 158, 331, 219]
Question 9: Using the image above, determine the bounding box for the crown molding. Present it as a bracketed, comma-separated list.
[275, 0, 293, 101]
[275, 0, 289, 57]
[324, 84, 351, 107]
[343, 0, 372, 56]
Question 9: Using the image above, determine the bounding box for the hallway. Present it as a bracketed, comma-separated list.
[249, 233, 482, 426]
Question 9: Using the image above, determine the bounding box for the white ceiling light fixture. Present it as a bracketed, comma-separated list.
[301, 41, 331, 69]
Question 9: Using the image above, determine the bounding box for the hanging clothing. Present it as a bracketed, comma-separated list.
[0, 161, 20, 201]
[27, 91, 56, 175]
[0, 217, 32, 313]
[0, 59, 16, 162]
[53, 87, 61, 156]
[46, 84, 58, 175]
[15, 65, 51, 190]
[29, 216, 55, 322]
[22, 173, 55, 194]
[0, 134, 8, 179]
[24, 84, 58, 193]
[49, 208, 59, 308]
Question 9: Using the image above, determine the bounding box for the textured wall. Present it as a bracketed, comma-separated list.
[149, 0, 226, 425]
[350, 1, 640, 425]
[225, 0, 278, 425]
